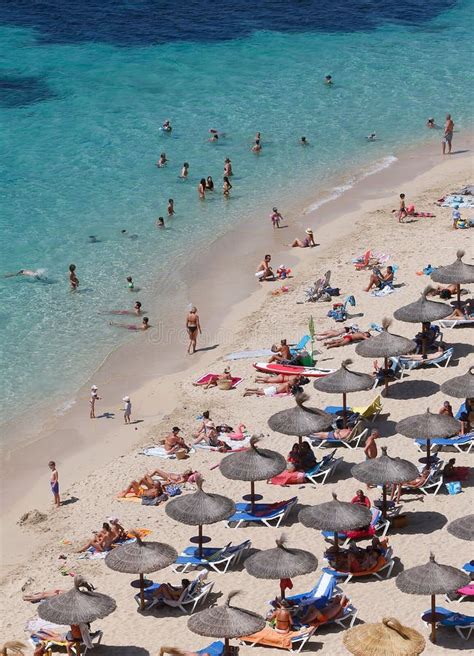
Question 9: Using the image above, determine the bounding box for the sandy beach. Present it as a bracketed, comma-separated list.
[1, 143, 473, 655]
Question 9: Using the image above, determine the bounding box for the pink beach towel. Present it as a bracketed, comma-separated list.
[194, 373, 243, 388]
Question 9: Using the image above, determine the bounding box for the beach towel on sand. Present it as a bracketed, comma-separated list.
[195, 432, 251, 451]
[140, 446, 196, 458]
[194, 373, 243, 388]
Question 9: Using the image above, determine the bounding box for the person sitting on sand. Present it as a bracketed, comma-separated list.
[108, 517, 127, 541]
[297, 442, 317, 472]
[194, 368, 232, 390]
[364, 266, 394, 292]
[164, 427, 189, 454]
[268, 339, 292, 363]
[244, 379, 296, 397]
[324, 330, 371, 349]
[256, 254, 275, 281]
[291, 228, 315, 248]
[443, 458, 469, 482]
[78, 523, 116, 552]
[192, 411, 219, 446]
[297, 595, 349, 627]
[391, 466, 431, 503]
[351, 489, 371, 508]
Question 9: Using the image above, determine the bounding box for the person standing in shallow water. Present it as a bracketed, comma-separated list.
[68, 264, 79, 291]
[442, 113, 454, 155]
[186, 306, 202, 354]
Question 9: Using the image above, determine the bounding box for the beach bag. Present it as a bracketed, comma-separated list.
[445, 481, 462, 495]
[175, 449, 188, 460]
[217, 378, 233, 390]
[165, 484, 181, 497]
[324, 286, 340, 296]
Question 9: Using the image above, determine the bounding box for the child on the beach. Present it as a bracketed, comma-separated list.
[90, 385, 100, 419]
[270, 207, 283, 229]
[398, 193, 407, 223]
[123, 396, 132, 424]
[48, 461, 60, 508]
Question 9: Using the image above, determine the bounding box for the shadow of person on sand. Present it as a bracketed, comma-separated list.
[60, 496, 79, 506]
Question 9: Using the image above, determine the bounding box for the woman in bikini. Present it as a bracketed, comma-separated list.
[324, 331, 371, 349]
[186, 307, 201, 354]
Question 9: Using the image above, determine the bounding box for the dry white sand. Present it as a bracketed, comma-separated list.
[1, 151, 473, 655]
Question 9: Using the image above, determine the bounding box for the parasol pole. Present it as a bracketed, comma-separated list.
[224, 637, 230, 656]
[139, 572, 145, 611]
[456, 283, 461, 308]
[298, 434, 303, 445]
[383, 356, 389, 396]
[381, 484, 387, 519]
[75, 641, 81, 656]
[198, 525, 203, 559]
[430, 593, 437, 643]
[334, 532, 339, 554]
[250, 481, 255, 513]
[421, 322, 428, 359]
[342, 392, 348, 427]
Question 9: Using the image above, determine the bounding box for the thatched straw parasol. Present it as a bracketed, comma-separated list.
[38, 576, 116, 655]
[355, 319, 416, 395]
[165, 477, 235, 558]
[313, 359, 373, 426]
[188, 591, 265, 656]
[431, 250, 474, 306]
[267, 393, 333, 444]
[396, 408, 460, 463]
[299, 492, 372, 552]
[105, 533, 177, 611]
[244, 534, 318, 598]
[343, 617, 425, 656]
[0, 642, 28, 656]
[447, 514, 474, 542]
[441, 366, 474, 400]
[351, 447, 419, 518]
[220, 436, 286, 510]
[393, 287, 451, 357]
[396, 553, 469, 643]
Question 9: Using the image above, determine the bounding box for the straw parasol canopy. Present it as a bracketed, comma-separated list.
[396, 553, 469, 643]
[351, 447, 419, 517]
[393, 287, 451, 356]
[313, 359, 373, 426]
[267, 393, 333, 444]
[431, 249, 474, 305]
[396, 408, 460, 463]
[343, 617, 426, 656]
[299, 492, 372, 552]
[441, 366, 474, 399]
[188, 590, 265, 655]
[38, 576, 116, 654]
[355, 319, 416, 394]
[165, 477, 235, 557]
[244, 534, 318, 597]
[105, 532, 177, 610]
[447, 514, 474, 541]
[220, 436, 286, 508]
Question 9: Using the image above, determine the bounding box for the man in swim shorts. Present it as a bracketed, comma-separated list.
[48, 461, 60, 508]
[442, 113, 454, 155]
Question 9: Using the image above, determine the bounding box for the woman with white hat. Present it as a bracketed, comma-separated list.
[291, 228, 316, 248]
[89, 385, 100, 419]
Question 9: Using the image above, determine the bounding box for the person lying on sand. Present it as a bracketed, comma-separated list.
[391, 466, 431, 502]
[427, 284, 460, 298]
[147, 468, 200, 484]
[163, 427, 190, 453]
[324, 331, 371, 349]
[364, 266, 394, 292]
[244, 377, 301, 397]
[254, 374, 300, 384]
[23, 589, 65, 602]
[119, 476, 165, 498]
[315, 325, 358, 341]
[109, 317, 150, 331]
[193, 368, 232, 389]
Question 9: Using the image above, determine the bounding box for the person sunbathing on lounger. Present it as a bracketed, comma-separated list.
[390, 466, 430, 502]
[401, 346, 445, 361]
[324, 331, 371, 349]
[312, 427, 353, 442]
[297, 595, 349, 626]
[244, 378, 299, 397]
[364, 266, 394, 292]
[150, 578, 191, 601]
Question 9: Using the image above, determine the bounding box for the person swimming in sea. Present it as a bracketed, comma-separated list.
[126, 276, 134, 291]
[252, 139, 262, 153]
[156, 217, 165, 228]
[300, 136, 308, 145]
[223, 176, 232, 197]
[161, 119, 172, 132]
[104, 301, 143, 316]
[167, 199, 174, 216]
[324, 74, 333, 85]
[180, 162, 189, 179]
[206, 176, 214, 191]
[366, 133, 376, 141]
[156, 152, 168, 168]
[121, 229, 138, 240]
[4, 269, 45, 279]
[209, 133, 219, 142]
[110, 317, 150, 331]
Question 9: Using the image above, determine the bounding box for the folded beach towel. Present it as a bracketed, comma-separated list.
[195, 373, 243, 388]
[140, 446, 196, 458]
[225, 349, 273, 360]
[371, 286, 396, 297]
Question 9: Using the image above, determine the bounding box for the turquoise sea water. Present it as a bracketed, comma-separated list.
[1, 1, 473, 426]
